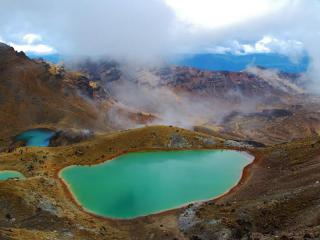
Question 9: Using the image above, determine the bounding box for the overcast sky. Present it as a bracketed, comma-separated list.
[0, 0, 319, 65]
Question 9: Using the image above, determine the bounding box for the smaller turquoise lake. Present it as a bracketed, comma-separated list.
[15, 129, 55, 147]
[60, 150, 253, 219]
[0, 171, 25, 181]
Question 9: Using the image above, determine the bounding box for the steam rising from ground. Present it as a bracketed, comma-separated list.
[105, 66, 262, 129]
[245, 67, 304, 94]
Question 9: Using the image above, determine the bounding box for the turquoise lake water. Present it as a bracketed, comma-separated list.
[0, 171, 25, 181]
[15, 129, 55, 147]
[60, 150, 253, 219]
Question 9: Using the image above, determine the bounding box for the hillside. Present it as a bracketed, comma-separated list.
[0, 126, 320, 239]
[0, 43, 111, 139]
[70, 59, 320, 145]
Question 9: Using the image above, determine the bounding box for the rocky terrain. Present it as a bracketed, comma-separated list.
[0, 43, 109, 139]
[72, 60, 304, 101]
[1, 126, 320, 239]
[0, 43, 154, 148]
[68, 58, 320, 145]
[1, 42, 320, 239]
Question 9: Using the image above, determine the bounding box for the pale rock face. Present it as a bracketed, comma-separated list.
[168, 134, 191, 148]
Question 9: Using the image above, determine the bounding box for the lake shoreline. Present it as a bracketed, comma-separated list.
[57, 147, 258, 221]
[0, 170, 25, 181]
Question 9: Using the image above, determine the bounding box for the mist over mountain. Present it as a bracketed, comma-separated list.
[1, 1, 320, 239]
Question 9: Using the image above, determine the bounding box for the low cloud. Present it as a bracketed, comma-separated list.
[104, 66, 262, 129]
[245, 66, 304, 94]
[22, 33, 42, 45]
[0, 0, 317, 62]
[0, 0, 177, 62]
[2, 33, 56, 55]
[205, 36, 305, 63]
[1, 0, 320, 91]
[8, 42, 56, 55]
[2, 0, 318, 131]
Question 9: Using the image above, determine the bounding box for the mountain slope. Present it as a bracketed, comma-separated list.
[0, 43, 110, 138]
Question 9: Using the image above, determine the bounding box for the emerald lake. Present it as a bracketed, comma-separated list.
[0, 170, 25, 181]
[60, 150, 254, 219]
[15, 129, 55, 147]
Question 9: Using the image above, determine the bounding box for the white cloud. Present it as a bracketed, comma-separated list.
[0, 33, 56, 55]
[238, 36, 305, 60]
[0, 0, 176, 62]
[22, 33, 42, 44]
[8, 42, 56, 55]
[165, 0, 289, 29]
[205, 36, 305, 61]
[0, 0, 317, 66]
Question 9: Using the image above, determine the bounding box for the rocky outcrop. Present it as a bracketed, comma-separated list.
[168, 134, 192, 148]
[179, 203, 202, 232]
[153, 66, 303, 102]
[49, 129, 94, 147]
[67, 59, 303, 105]
[69, 59, 122, 84]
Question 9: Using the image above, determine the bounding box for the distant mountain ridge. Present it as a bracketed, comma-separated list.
[172, 53, 309, 73]
[28, 52, 309, 74]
